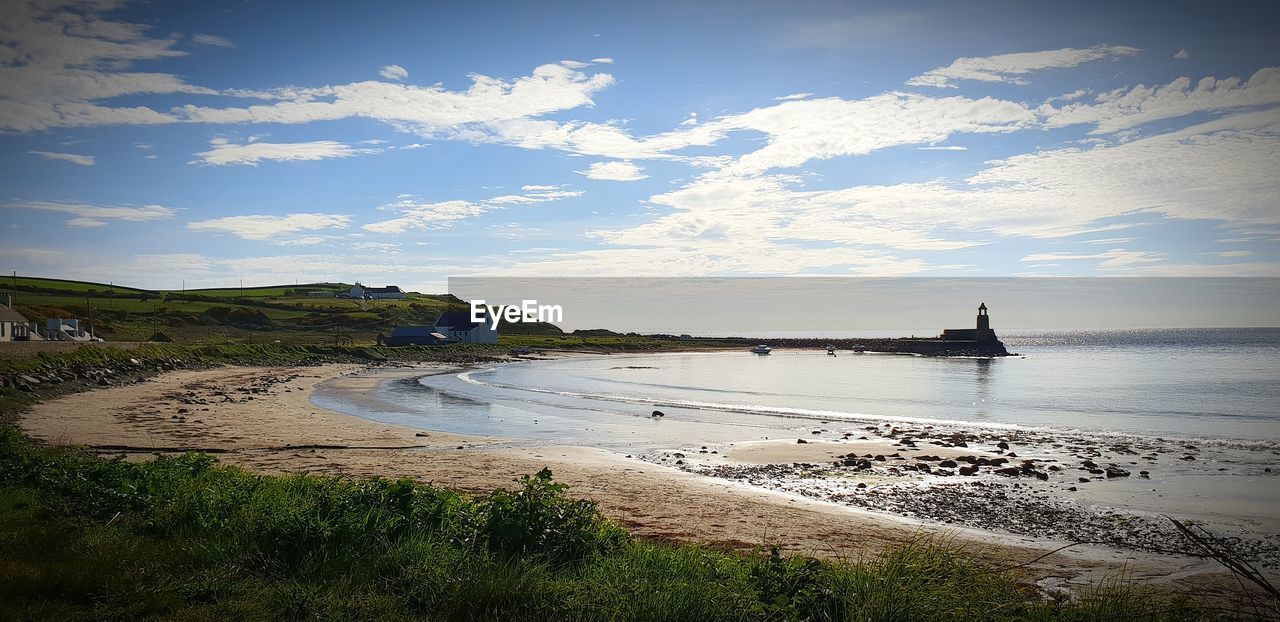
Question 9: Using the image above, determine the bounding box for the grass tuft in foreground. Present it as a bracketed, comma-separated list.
[0, 424, 1240, 620]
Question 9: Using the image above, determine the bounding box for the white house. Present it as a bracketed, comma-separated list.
[434, 309, 498, 344]
[0, 303, 36, 342]
[349, 282, 407, 300]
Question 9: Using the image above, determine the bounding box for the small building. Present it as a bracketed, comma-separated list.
[0, 304, 37, 342]
[348, 282, 406, 300]
[47, 318, 94, 342]
[377, 326, 449, 347]
[434, 309, 498, 344]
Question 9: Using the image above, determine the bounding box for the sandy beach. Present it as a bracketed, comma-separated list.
[19, 362, 1252, 594]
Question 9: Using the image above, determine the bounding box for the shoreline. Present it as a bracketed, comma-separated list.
[16, 360, 1267, 593]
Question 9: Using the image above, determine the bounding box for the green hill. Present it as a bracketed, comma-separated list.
[0, 276, 748, 350]
[1, 276, 474, 345]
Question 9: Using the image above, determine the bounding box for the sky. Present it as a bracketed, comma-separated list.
[1, 0, 1279, 291]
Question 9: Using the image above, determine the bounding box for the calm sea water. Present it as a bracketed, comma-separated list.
[316, 328, 1280, 447]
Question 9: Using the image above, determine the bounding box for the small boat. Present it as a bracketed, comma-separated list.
[751, 344, 772, 355]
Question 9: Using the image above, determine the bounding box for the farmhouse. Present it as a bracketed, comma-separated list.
[348, 282, 407, 300]
[434, 309, 498, 344]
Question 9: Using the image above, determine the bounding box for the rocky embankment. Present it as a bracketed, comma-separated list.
[1, 355, 196, 396]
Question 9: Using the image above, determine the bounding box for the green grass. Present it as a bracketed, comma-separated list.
[0, 420, 1232, 621]
[1, 275, 153, 294]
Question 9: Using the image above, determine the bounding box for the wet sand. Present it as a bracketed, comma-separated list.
[17, 363, 1258, 595]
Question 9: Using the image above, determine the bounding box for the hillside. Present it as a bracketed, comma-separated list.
[1, 276, 513, 345]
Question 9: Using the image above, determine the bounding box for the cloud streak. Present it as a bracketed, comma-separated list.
[187, 213, 352, 240]
[190, 138, 371, 166]
[364, 187, 583, 234]
[29, 150, 95, 165]
[907, 45, 1141, 88]
[9, 200, 176, 228]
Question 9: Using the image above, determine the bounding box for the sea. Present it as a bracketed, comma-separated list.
[314, 327, 1280, 449]
[309, 327, 1280, 547]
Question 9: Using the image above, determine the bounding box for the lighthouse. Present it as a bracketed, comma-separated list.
[938, 302, 1005, 353]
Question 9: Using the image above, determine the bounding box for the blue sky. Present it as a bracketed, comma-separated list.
[1, 0, 1278, 290]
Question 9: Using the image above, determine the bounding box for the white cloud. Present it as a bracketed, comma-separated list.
[484, 92, 1036, 174]
[0, 0, 208, 131]
[486, 189, 583, 204]
[190, 138, 370, 166]
[29, 150, 95, 165]
[1040, 67, 1280, 134]
[578, 160, 649, 181]
[192, 34, 234, 48]
[1174, 49, 1191, 61]
[590, 58, 614, 64]
[363, 187, 581, 233]
[709, 93, 1035, 175]
[0, 4, 617, 138]
[174, 62, 615, 134]
[907, 45, 1141, 88]
[527, 110, 1280, 276]
[274, 236, 330, 246]
[363, 200, 487, 234]
[351, 241, 402, 252]
[187, 213, 352, 240]
[9, 200, 176, 227]
[917, 145, 967, 151]
[774, 93, 813, 101]
[379, 64, 408, 81]
[1020, 249, 1165, 271]
[1079, 237, 1138, 245]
